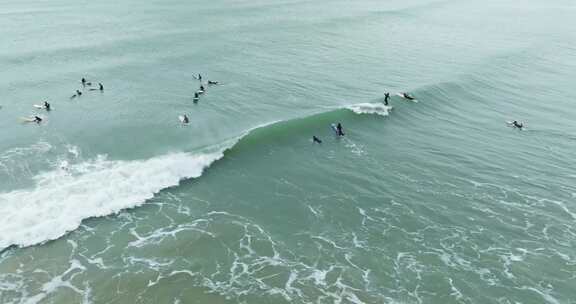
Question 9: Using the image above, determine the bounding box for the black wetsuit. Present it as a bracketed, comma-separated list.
[384, 93, 390, 105]
[99, 83, 103, 91]
[81, 78, 86, 86]
[44, 102, 50, 111]
[313, 136, 322, 144]
[336, 123, 345, 136]
[34, 116, 42, 123]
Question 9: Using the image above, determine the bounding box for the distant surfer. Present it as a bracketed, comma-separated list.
[208, 80, 219, 85]
[33, 116, 42, 123]
[193, 92, 199, 102]
[99, 83, 104, 91]
[200, 85, 205, 92]
[182, 114, 189, 124]
[336, 123, 345, 136]
[313, 136, 322, 144]
[511, 120, 523, 129]
[401, 92, 414, 100]
[81, 78, 86, 86]
[384, 92, 390, 105]
[198, 74, 202, 81]
[44, 101, 51, 111]
[70, 90, 82, 99]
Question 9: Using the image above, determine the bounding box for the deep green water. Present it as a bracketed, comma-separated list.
[1, 0, 576, 303]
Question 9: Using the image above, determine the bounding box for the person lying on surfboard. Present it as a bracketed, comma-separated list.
[511, 120, 523, 129]
[208, 80, 219, 85]
[44, 101, 51, 111]
[313, 136, 322, 144]
[401, 92, 415, 100]
[33, 116, 42, 123]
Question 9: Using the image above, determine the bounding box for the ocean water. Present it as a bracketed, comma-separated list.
[1, 0, 576, 303]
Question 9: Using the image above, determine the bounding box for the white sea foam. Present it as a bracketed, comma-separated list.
[0, 151, 224, 250]
[345, 102, 392, 116]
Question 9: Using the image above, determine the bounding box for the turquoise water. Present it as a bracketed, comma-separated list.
[1, 0, 576, 303]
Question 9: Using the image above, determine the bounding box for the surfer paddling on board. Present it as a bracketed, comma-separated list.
[33, 116, 42, 124]
[208, 80, 219, 85]
[384, 92, 390, 105]
[511, 120, 524, 129]
[182, 115, 190, 124]
[401, 92, 415, 100]
[313, 136, 322, 144]
[81, 78, 86, 86]
[44, 101, 51, 111]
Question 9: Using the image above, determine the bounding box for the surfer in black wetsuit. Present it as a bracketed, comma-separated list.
[44, 101, 51, 111]
[198, 74, 202, 81]
[33, 116, 42, 123]
[402, 92, 414, 100]
[208, 80, 219, 85]
[99, 83, 103, 91]
[512, 120, 523, 129]
[384, 92, 390, 105]
[183, 115, 189, 124]
[81, 78, 86, 86]
[200, 85, 205, 92]
[336, 123, 345, 136]
[313, 136, 322, 144]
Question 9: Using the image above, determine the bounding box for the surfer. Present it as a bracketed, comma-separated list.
[193, 92, 199, 102]
[208, 80, 219, 85]
[511, 120, 523, 129]
[33, 116, 42, 123]
[182, 115, 189, 124]
[313, 136, 322, 144]
[402, 92, 414, 100]
[200, 85, 205, 92]
[384, 92, 390, 105]
[99, 83, 103, 91]
[81, 78, 86, 86]
[70, 90, 82, 99]
[336, 123, 345, 136]
[44, 101, 51, 111]
[198, 74, 202, 81]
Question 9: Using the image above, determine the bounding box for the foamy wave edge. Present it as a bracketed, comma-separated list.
[0, 102, 389, 250]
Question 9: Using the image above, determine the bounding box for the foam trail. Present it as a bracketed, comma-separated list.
[345, 103, 392, 116]
[0, 151, 223, 250]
